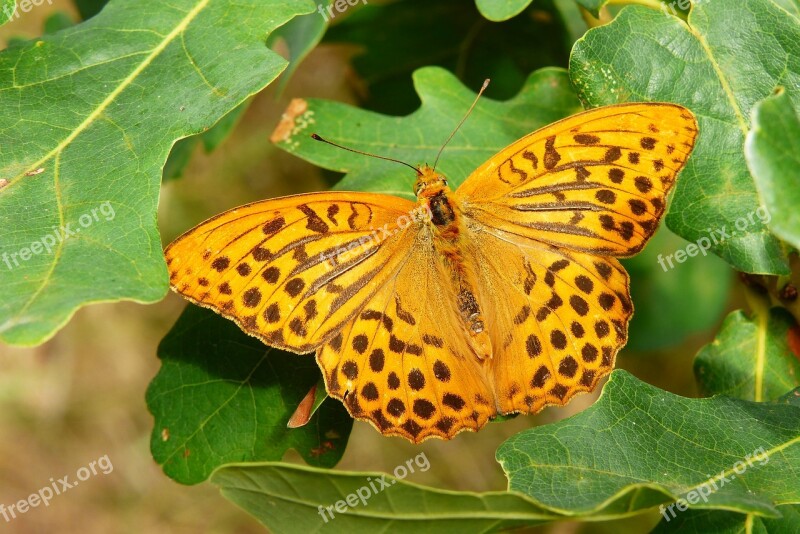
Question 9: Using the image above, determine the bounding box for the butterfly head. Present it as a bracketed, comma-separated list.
[413, 165, 450, 198]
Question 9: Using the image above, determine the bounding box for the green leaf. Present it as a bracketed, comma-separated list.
[475, 0, 609, 21]
[778, 386, 800, 407]
[475, 0, 532, 21]
[554, 0, 590, 45]
[307, 377, 330, 419]
[274, 66, 582, 199]
[746, 87, 800, 250]
[1, 0, 15, 27]
[694, 307, 800, 402]
[267, 0, 330, 94]
[178, 6, 317, 187]
[73, 0, 109, 20]
[570, 0, 800, 275]
[147, 306, 353, 485]
[211, 462, 561, 532]
[651, 505, 800, 533]
[622, 227, 731, 351]
[497, 370, 800, 517]
[773, 0, 800, 17]
[574, 0, 609, 17]
[162, 101, 249, 181]
[325, 0, 574, 114]
[0, 0, 316, 346]
[43, 11, 74, 34]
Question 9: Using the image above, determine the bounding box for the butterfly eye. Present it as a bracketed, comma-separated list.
[441, 179, 448, 186]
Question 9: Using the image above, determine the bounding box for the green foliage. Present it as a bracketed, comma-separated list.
[162, 102, 249, 181]
[746, 88, 800, 250]
[325, 0, 575, 114]
[73, 0, 108, 20]
[211, 463, 559, 531]
[475, 0, 536, 21]
[210, 371, 800, 531]
[622, 228, 731, 351]
[0, 0, 315, 346]
[147, 306, 352, 485]
[162, 0, 332, 181]
[651, 505, 800, 533]
[274, 66, 582, 198]
[571, 0, 799, 275]
[695, 306, 800, 401]
[475, 0, 610, 21]
[497, 371, 800, 517]
[42, 11, 74, 34]
[2, 0, 800, 532]
[0, 0, 14, 27]
[268, 0, 331, 94]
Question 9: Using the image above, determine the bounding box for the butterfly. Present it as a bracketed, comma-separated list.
[165, 100, 698, 443]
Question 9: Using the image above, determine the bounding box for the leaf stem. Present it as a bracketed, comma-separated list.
[579, 6, 612, 28]
[743, 282, 770, 402]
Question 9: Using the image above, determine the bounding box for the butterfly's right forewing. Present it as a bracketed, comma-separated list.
[165, 192, 417, 353]
[455, 103, 698, 257]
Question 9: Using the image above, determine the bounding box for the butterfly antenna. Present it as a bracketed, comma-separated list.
[433, 78, 490, 170]
[311, 134, 422, 176]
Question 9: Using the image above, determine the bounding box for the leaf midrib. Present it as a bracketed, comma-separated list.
[9, 0, 211, 323]
[684, 12, 749, 134]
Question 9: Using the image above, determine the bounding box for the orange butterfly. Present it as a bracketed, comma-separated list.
[165, 97, 697, 443]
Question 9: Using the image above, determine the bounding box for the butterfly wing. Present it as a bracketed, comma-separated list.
[165, 192, 422, 353]
[316, 228, 496, 443]
[463, 227, 630, 414]
[453, 103, 697, 414]
[454, 103, 698, 256]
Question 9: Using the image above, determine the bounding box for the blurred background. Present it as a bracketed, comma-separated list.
[0, 1, 747, 532]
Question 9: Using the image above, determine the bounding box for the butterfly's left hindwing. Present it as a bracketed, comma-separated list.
[455, 103, 698, 257]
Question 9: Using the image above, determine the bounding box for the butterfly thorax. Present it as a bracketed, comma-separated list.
[414, 166, 493, 360]
[414, 165, 459, 233]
